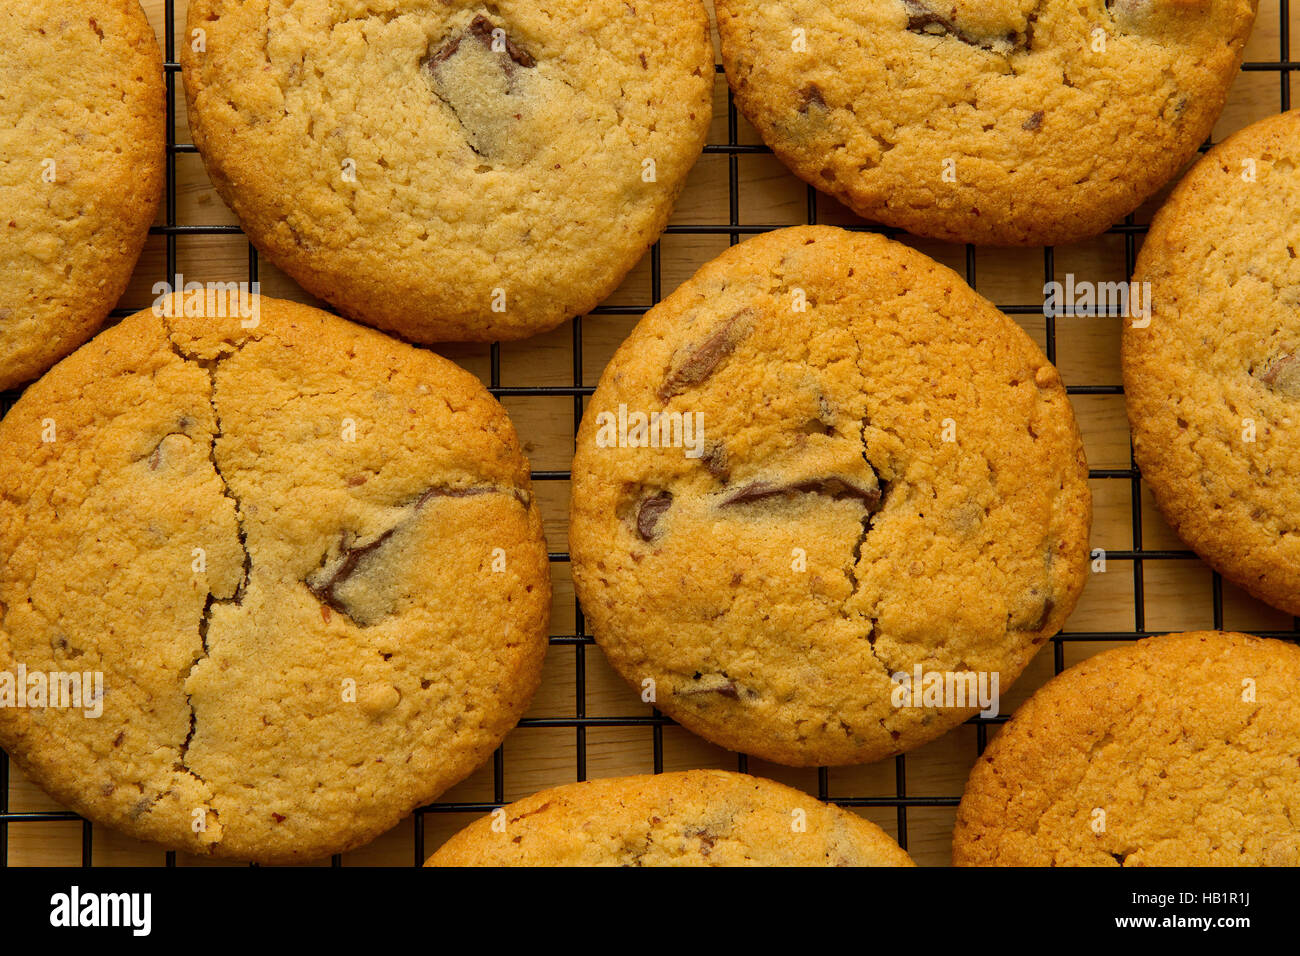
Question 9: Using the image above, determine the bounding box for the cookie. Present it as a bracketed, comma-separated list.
[569, 226, 1092, 767]
[715, 0, 1257, 246]
[953, 631, 1300, 866]
[0, 295, 550, 863]
[1124, 111, 1300, 616]
[425, 770, 915, 866]
[181, 0, 713, 343]
[0, 1, 164, 390]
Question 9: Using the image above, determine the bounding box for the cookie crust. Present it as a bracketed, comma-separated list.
[426, 770, 915, 866]
[570, 226, 1092, 767]
[716, 0, 1257, 246]
[182, 0, 714, 343]
[0, 296, 550, 863]
[0, 1, 164, 390]
[953, 631, 1300, 866]
[1123, 110, 1300, 616]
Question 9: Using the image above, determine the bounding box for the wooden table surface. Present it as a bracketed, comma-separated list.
[5, 0, 1298, 867]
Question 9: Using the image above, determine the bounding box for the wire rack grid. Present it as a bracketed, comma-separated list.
[1, 0, 1297, 867]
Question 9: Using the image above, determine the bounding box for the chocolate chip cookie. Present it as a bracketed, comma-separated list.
[425, 770, 915, 866]
[715, 0, 1257, 245]
[1124, 111, 1300, 616]
[953, 631, 1300, 866]
[0, 1, 163, 390]
[182, 0, 713, 343]
[569, 226, 1092, 767]
[0, 296, 550, 863]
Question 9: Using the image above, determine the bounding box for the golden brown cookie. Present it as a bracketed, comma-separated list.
[569, 226, 1092, 767]
[0, 295, 550, 863]
[182, 0, 713, 343]
[1124, 110, 1300, 616]
[425, 770, 915, 866]
[953, 631, 1300, 866]
[715, 0, 1257, 245]
[0, 1, 163, 390]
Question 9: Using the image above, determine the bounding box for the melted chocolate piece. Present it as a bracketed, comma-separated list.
[1260, 353, 1300, 399]
[636, 491, 673, 541]
[720, 475, 882, 509]
[658, 310, 754, 401]
[902, 1, 1032, 53]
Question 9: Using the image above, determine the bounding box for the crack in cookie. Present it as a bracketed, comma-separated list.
[571, 227, 1092, 766]
[159, 336, 249, 794]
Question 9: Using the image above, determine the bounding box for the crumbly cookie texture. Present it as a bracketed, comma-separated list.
[569, 226, 1092, 767]
[1124, 111, 1300, 616]
[0, 1, 163, 390]
[182, 0, 713, 343]
[953, 632, 1300, 866]
[715, 0, 1257, 246]
[425, 770, 915, 866]
[0, 296, 550, 864]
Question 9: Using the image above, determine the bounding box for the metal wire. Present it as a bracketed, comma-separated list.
[1, 0, 1296, 867]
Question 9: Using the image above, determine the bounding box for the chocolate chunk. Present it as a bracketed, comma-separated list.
[307, 528, 397, 625]
[415, 485, 494, 507]
[701, 440, 730, 481]
[902, 0, 1030, 53]
[636, 491, 673, 541]
[1032, 596, 1055, 632]
[797, 84, 826, 113]
[144, 432, 188, 472]
[423, 15, 538, 158]
[426, 34, 462, 68]
[658, 309, 755, 401]
[1259, 353, 1300, 399]
[1023, 110, 1044, 132]
[1107, 0, 1164, 31]
[685, 826, 717, 856]
[429, 15, 535, 72]
[1012, 593, 1055, 633]
[678, 671, 756, 701]
[720, 475, 882, 509]
[467, 14, 536, 68]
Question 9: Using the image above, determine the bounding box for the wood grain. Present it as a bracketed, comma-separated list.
[6, 1, 1297, 867]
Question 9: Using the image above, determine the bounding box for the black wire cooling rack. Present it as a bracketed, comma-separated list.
[1, 0, 1297, 867]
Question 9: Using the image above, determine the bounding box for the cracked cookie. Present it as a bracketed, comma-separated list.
[569, 226, 1092, 766]
[1124, 111, 1300, 616]
[0, 295, 550, 863]
[0, 1, 163, 390]
[715, 0, 1257, 245]
[953, 631, 1300, 866]
[425, 770, 915, 866]
[181, 0, 713, 342]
